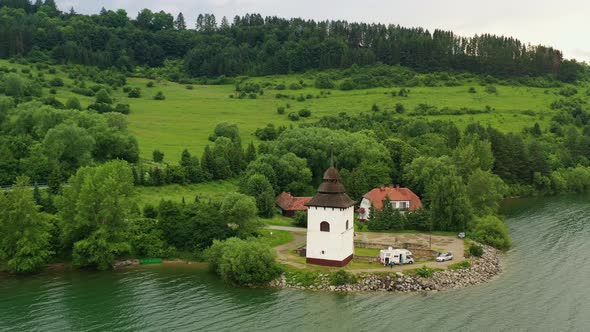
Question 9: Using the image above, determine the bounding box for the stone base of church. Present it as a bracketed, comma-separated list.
[306, 254, 353, 267]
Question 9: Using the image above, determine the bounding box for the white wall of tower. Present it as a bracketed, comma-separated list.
[306, 206, 354, 261]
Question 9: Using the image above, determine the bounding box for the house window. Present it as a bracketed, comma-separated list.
[320, 221, 330, 232]
[400, 202, 408, 210]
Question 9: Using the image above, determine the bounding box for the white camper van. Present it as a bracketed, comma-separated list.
[379, 247, 414, 265]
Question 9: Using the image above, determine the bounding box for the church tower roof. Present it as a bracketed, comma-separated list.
[306, 165, 355, 208]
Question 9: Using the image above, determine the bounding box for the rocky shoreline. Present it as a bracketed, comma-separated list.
[269, 245, 502, 292]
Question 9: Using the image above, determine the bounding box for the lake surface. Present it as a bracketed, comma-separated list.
[1, 195, 590, 331]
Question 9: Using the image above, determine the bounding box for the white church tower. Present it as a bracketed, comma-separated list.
[305, 162, 355, 267]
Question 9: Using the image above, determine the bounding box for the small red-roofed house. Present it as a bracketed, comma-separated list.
[357, 185, 422, 221]
[275, 192, 312, 217]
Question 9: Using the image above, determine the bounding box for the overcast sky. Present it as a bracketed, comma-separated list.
[56, 0, 589, 62]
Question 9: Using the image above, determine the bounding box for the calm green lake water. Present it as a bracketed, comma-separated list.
[1, 195, 590, 331]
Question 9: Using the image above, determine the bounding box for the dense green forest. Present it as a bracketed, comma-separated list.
[1, 2, 590, 283]
[0, 0, 585, 81]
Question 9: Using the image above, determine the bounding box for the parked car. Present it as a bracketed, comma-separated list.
[436, 252, 453, 262]
[458, 232, 466, 239]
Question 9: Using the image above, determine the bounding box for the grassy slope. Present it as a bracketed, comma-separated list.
[0, 60, 574, 164]
[134, 180, 238, 206]
[126, 77, 559, 161]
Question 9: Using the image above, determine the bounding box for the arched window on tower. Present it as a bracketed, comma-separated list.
[346, 220, 349, 230]
[320, 221, 330, 232]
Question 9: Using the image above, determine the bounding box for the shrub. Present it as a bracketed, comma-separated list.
[293, 211, 307, 227]
[559, 87, 577, 97]
[287, 270, 321, 286]
[416, 265, 434, 278]
[339, 78, 356, 90]
[254, 124, 281, 141]
[449, 260, 471, 270]
[314, 75, 335, 89]
[146, 81, 155, 88]
[48, 68, 56, 74]
[277, 106, 286, 115]
[153, 91, 165, 100]
[371, 104, 380, 112]
[395, 103, 405, 114]
[329, 270, 357, 286]
[153, 150, 164, 162]
[289, 83, 302, 90]
[42, 96, 64, 109]
[469, 244, 484, 257]
[95, 89, 112, 104]
[49, 77, 64, 87]
[90, 85, 104, 93]
[296, 95, 305, 102]
[71, 87, 95, 96]
[248, 93, 257, 99]
[206, 238, 282, 285]
[123, 86, 131, 93]
[49, 88, 57, 94]
[485, 85, 498, 94]
[65, 97, 82, 110]
[288, 112, 300, 121]
[275, 83, 286, 90]
[127, 88, 141, 98]
[470, 215, 512, 250]
[115, 103, 131, 114]
[87, 103, 114, 113]
[186, 85, 194, 90]
[298, 109, 311, 117]
[398, 88, 409, 97]
[468, 87, 477, 93]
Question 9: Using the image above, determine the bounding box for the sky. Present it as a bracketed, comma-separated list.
[56, 0, 589, 62]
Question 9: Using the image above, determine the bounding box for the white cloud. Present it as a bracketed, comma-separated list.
[56, 0, 590, 61]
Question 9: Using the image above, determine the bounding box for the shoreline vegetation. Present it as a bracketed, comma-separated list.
[28, 242, 501, 294]
[20, 241, 500, 294]
[1, 2, 589, 288]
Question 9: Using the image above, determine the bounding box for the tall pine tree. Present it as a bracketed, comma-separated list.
[174, 12, 186, 30]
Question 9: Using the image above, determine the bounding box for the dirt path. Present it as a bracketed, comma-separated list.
[267, 226, 465, 273]
[272, 229, 307, 269]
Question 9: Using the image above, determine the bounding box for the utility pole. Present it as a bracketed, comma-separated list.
[429, 220, 432, 249]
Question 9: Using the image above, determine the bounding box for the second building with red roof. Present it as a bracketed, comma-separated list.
[357, 185, 422, 221]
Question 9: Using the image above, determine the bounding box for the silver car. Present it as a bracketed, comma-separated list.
[436, 252, 453, 262]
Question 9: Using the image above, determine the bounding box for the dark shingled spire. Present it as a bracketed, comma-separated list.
[306, 164, 355, 208]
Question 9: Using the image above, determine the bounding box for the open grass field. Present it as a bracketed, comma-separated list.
[2, 59, 584, 165]
[257, 229, 294, 247]
[124, 76, 564, 161]
[134, 180, 238, 207]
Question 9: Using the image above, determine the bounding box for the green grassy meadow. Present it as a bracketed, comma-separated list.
[124, 77, 561, 161]
[3, 59, 586, 209]
[134, 180, 238, 207]
[1, 59, 578, 165]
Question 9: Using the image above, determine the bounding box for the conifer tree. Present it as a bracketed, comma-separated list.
[200, 145, 215, 180]
[0, 177, 54, 273]
[245, 141, 257, 163]
[174, 12, 186, 30]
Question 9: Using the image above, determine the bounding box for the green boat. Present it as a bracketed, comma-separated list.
[139, 258, 163, 265]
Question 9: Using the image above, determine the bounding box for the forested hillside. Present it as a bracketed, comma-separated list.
[0, 0, 584, 81]
[1, 1, 590, 275]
